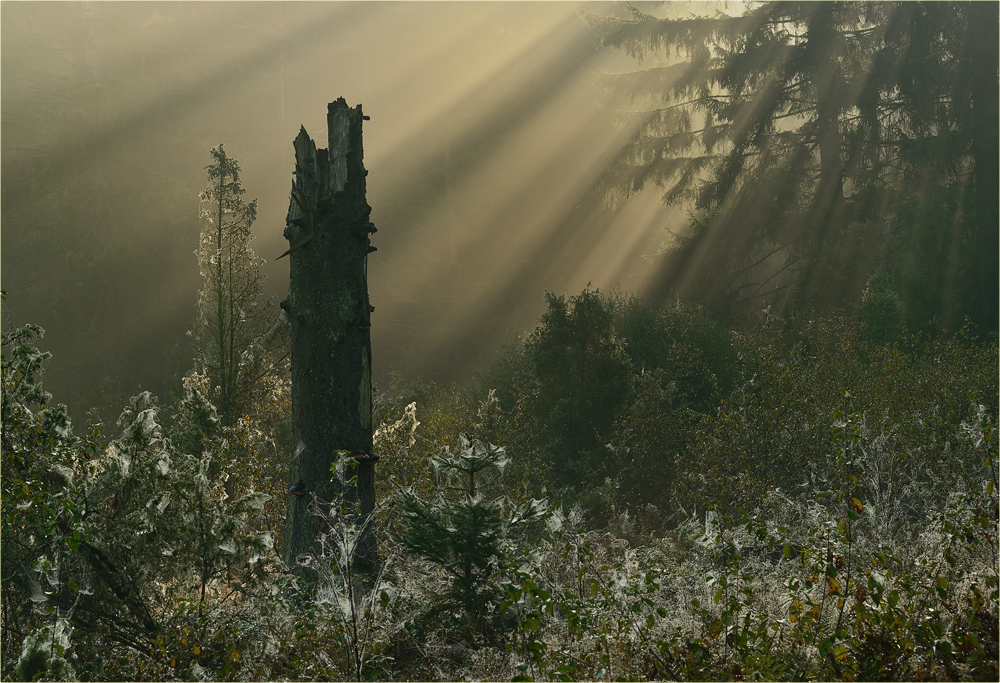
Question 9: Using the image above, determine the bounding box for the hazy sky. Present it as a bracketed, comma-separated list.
[2, 1, 700, 410]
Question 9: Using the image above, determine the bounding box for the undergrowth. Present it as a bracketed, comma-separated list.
[2, 294, 996, 681]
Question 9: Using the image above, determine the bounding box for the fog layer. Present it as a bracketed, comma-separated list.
[2, 1, 681, 412]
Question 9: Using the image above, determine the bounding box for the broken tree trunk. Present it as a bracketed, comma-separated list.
[281, 98, 377, 575]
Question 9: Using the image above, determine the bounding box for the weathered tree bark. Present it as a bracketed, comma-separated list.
[281, 98, 377, 575]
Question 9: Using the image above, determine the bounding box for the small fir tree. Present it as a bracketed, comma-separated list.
[398, 436, 545, 640]
[859, 267, 905, 345]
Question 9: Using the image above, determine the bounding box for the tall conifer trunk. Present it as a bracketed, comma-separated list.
[282, 98, 377, 575]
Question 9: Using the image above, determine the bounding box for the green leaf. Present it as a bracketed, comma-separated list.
[935, 575, 948, 599]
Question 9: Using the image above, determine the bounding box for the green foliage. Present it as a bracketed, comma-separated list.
[194, 143, 284, 429]
[2, 320, 281, 680]
[476, 288, 739, 517]
[609, 292, 738, 411]
[475, 338, 534, 415]
[500, 505, 668, 681]
[2, 323, 92, 680]
[169, 370, 293, 555]
[497, 420, 997, 682]
[584, 1, 999, 333]
[525, 287, 633, 489]
[859, 267, 905, 345]
[15, 618, 76, 682]
[3, 287, 995, 680]
[398, 436, 546, 643]
[674, 315, 997, 520]
[86, 390, 275, 607]
[610, 368, 699, 513]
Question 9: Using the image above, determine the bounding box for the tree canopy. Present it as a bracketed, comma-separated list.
[585, 1, 998, 335]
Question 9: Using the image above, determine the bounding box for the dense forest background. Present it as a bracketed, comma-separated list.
[2, 2, 998, 681]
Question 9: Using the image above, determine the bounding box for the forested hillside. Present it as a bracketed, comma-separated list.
[2, 2, 997, 681]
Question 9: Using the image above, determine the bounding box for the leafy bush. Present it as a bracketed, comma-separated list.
[3, 295, 995, 681]
[475, 288, 739, 519]
[525, 287, 633, 490]
[2, 324, 97, 678]
[608, 292, 739, 411]
[2, 322, 282, 680]
[674, 315, 997, 519]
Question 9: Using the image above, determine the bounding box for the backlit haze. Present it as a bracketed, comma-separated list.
[1, 2, 721, 413]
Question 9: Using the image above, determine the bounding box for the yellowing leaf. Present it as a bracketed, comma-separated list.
[851, 498, 863, 513]
[789, 599, 803, 622]
[827, 577, 841, 593]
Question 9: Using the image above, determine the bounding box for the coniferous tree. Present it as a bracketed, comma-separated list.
[194, 144, 283, 427]
[584, 2, 998, 333]
[398, 437, 546, 640]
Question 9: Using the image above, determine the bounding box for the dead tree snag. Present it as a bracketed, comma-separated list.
[281, 98, 377, 575]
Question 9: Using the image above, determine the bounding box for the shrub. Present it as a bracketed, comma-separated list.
[673, 315, 997, 519]
[609, 292, 739, 411]
[525, 287, 633, 489]
[860, 267, 906, 345]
